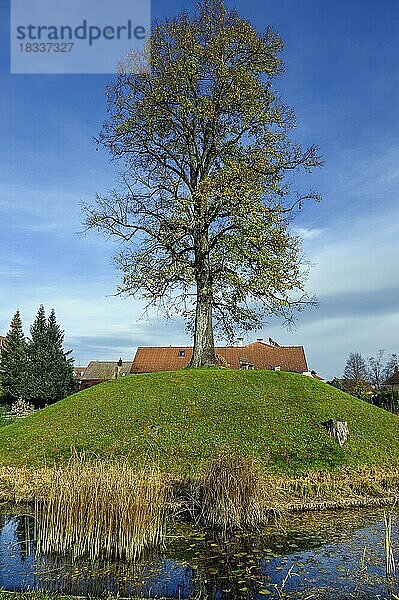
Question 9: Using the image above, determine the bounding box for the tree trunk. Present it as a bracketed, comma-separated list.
[189, 260, 217, 368]
[323, 419, 349, 447]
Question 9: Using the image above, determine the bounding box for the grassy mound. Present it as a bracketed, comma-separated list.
[0, 369, 398, 475]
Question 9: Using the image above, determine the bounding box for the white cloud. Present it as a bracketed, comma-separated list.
[293, 226, 324, 240]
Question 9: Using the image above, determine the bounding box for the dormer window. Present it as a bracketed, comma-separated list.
[239, 357, 255, 370]
[178, 349, 186, 357]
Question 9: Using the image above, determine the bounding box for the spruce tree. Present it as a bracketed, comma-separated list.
[46, 309, 76, 402]
[0, 311, 29, 402]
[28, 304, 48, 403]
[29, 306, 76, 406]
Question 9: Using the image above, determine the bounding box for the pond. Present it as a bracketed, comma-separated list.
[0, 506, 398, 599]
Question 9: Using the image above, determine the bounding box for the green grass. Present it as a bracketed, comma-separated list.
[0, 369, 398, 475]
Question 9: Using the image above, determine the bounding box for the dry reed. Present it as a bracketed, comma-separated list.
[198, 455, 270, 531]
[277, 466, 399, 511]
[384, 510, 396, 580]
[35, 455, 169, 560]
[2, 461, 399, 537]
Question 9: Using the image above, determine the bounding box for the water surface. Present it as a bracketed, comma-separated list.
[0, 506, 398, 599]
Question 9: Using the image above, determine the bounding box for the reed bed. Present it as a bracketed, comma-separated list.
[197, 455, 275, 531]
[277, 466, 399, 510]
[0, 465, 54, 502]
[35, 456, 170, 560]
[2, 459, 399, 545]
[193, 462, 399, 529]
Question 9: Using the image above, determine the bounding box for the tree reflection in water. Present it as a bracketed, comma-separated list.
[0, 507, 398, 599]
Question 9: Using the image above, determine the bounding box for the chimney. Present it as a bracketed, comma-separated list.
[257, 338, 263, 342]
[237, 337, 244, 347]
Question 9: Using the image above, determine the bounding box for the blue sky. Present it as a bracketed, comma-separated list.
[1, 0, 398, 378]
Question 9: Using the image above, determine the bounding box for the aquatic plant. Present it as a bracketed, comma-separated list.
[384, 510, 396, 580]
[279, 466, 399, 511]
[274, 563, 298, 598]
[35, 455, 169, 560]
[197, 455, 271, 531]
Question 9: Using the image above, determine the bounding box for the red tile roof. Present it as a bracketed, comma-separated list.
[130, 341, 308, 374]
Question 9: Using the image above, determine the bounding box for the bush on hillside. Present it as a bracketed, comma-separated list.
[329, 377, 374, 402]
[371, 390, 399, 415]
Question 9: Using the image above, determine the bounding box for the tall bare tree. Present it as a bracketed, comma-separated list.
[384, 353, 399, 382]
[84, 0, 322, 367]
[344, 352, 369, 383]
[368, 349, 386, 389]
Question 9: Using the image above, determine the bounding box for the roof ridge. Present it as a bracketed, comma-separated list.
[136, 344, 304, 349]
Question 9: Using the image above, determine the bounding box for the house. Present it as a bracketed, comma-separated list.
[309, 370, 324, 381]
[382, 371, 399, 392]
[73, 366, 87, 384]
[327, 378, 374, 396]
[78, 360, 133, 390]
[130, 339, 309, 374]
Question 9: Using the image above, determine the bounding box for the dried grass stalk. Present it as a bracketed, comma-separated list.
[199, 455, 268, 531]
[35, 455, 169, 560]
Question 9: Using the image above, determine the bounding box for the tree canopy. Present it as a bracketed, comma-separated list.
[28, 306, 76, 406]
[0, 307, 76, 406]
[368, 350, 399, 388]
[84, 0, 322, 366]
[0, 311, 29, 401]
[343, 352, 369, 383]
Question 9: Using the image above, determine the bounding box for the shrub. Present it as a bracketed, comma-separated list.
[371, 390, 399, 414]
[198, 455, 266, 531]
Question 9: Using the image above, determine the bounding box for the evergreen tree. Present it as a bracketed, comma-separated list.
[0, 311, 29, 401]
[27, 305, 48, 403]
[46, 309, 76, 402]
[29, 306, 76, 406]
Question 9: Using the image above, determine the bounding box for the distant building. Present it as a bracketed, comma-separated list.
[309, 370, 324, 381]
[73, 366, 87, 380]
[382, 371, 399, 392]
[130, 340, 310, 374]
[327, 378, 374, 396]
[78, 360, 133, 390]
